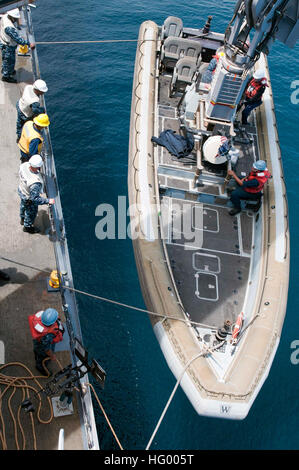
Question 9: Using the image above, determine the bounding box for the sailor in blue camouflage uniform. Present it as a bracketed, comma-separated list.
[18, 154, 55, 233]
[18, 113, 50, 162]
[0, 8, 35, 83]
[16, 79, 47, 139]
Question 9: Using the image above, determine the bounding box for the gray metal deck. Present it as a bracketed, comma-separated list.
[155, 67, 259, 329]
[0, 29, 85, 450]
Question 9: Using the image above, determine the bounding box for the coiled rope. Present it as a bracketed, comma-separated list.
[0, 356, 123, 450]
[0, 359, 55, 450]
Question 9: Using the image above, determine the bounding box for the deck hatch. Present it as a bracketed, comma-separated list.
[192, 206, 219, 233]
[195, 272, 219, 301]
[193, 252, 220, 273]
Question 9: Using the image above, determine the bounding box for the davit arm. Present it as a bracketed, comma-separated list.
[205, 0, 299, 121]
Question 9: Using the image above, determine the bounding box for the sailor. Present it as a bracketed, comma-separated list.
[238, 69, 268, 125]
[18, 154, 55, 233]
[18, 113, 50, 163]
[16, 79, 48, 140]
[227, 160, 271, 216]
[0, 270, 10, 281]
[28, 308, 65, 376]
[0, 8, 35, 83]
[201, 52, 224, 87]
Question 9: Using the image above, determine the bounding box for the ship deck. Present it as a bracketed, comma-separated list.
[0, 39, 85, 450]
[155, 70, 259, 328]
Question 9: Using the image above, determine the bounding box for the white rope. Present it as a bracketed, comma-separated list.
[145, 351, 205, 450]
[63, 285, 214, 329]
[35, 39, 156, 45]
[145, 341, 225, 450]
[34, 33, 207, 46]
[0, 256, 215, 330]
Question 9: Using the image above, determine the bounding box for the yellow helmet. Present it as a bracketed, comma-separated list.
[33, 113, 50, 127]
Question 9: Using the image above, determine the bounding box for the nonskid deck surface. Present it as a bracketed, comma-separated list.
[160, 197, 252, 326]
[156, 69, 260, 328]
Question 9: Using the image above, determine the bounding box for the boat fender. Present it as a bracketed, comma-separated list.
[231, 311, 244, 345]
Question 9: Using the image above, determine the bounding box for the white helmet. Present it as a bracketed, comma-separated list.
[253, 69, 265, 80]
[7, 8, 21, 19]
[29, 154, 43, 168]
[33, 79, 48, 93]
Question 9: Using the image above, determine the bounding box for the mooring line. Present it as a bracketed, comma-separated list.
[35, 39, 156, 45]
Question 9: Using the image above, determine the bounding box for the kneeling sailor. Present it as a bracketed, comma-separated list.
[228, 160, 271, 216]
[28, 308, 65, 376]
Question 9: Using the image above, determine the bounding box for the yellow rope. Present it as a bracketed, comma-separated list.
[86, 382, 124, 450]
[0, 359, 61, 450]
[0, 358, 125, 450]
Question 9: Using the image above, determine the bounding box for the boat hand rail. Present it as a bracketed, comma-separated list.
[262, 56, 289, 261]
[151, 35, 192, 321]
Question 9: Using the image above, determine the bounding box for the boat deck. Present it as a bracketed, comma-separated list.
[0, 42, 85, 449]
[155, 70, 260, 328]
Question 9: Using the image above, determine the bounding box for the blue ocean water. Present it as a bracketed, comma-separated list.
[32, 0, 299, 450]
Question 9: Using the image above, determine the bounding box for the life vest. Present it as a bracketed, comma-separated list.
[18, 120, 43, 155]
[0, 14, 18, 47]
[28, 310, 64, 344]
[245, 78, 267, 100]
[208, 54, 222, 76]
[211, 55, 219, 73]
[18, 85, 40, 118]
[243, 169, 271, 194]
[18, 161, 43, 198]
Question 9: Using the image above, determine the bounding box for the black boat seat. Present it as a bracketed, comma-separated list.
[170, 57, 198, 96]
[160, 36, 202, 70]
[161, 16, 183, 41]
